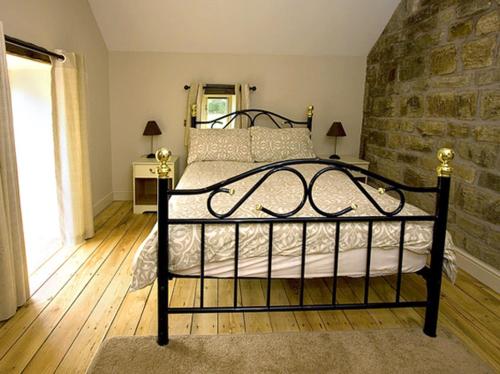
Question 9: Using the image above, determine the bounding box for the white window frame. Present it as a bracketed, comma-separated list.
[201, 94, 236, 128]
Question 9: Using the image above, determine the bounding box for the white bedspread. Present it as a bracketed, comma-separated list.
[131, 161, 456, 290]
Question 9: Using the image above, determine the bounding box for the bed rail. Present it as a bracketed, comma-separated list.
[153, 147, 454, 345]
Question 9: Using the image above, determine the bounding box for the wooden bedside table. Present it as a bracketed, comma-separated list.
[133, 156, 179, 214]
[317, 154, 370, 183]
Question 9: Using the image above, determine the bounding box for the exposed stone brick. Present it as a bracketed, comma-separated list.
[426, 92, 477, 119]
[447, 122, 470, 138]
[448, 20, 473, 40]
[487, 229, 500, 251]
[371, 96, 396, 117]
[462, 36, 496, 69]
[372, 160, 401, 182]
[400, 96, 424, 117]
[429, 74, 473, 88]
[430, 45, 457, 75]
[456, 214, 487, 239]
[474, 125, 500, 143]
[485, 199, 500, 224]
[366, 131, 387, 147]
[476, 68, 500, 85]
[478, 171, 500, 192]
[453, 163, 477, 183]
[381, 119, 401, 131]
[387, 133, 433, 152]
[476, 10, 500, 35]
[399, 56, 425, 81]
[480, 91, 500, 119]
[397, 153, 419, 164]
[362, 0, 499, 269]
[457, 0, 492, 18]
[418, 156, 439, 172]
[403, 167, 425, 186]
[400, 121, 416, 132]
[404, 32, 441, 54]
[456, 141, 498, 168]
[417, 121, 447, 136]
[464, 236, 500, 268]
[454, 183, 498, 222]
[366, 145, 397, 161]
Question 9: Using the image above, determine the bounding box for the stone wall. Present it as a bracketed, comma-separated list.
[361, 0, 500, 269]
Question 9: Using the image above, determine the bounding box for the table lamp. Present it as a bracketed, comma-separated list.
[326, 121, 346, 159]
[143, 120, 162, 158]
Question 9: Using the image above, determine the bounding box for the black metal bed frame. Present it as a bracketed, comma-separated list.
[153, 107, 454, 346]
[190, 104, 313, 130]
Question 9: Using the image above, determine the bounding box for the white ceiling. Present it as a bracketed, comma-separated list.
[88, 0, 399, 56]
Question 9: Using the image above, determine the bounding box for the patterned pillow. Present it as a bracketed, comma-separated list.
[250, 127, 316, 162]
[187, 128, 253, 164]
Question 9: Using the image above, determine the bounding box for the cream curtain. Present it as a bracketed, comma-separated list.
[0, 23, 30, 320]
[235, 83, 251, 128]
[184, 83, 204, 146]
[51, 52, 94, 246]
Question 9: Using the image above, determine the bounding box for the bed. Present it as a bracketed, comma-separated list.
[132, 105, 457, 346]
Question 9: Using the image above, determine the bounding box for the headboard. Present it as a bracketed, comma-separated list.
[190, 105, 314, 131]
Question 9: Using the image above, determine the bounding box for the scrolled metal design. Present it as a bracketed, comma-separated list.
[308, 166, 405, 217]
[193, 109, 310, 130]
[171, 158, 438, 220]
[206, 167, 308, 219]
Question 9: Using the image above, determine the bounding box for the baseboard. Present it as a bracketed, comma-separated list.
[113, 191, 132, 201]
[455, 247, 500, 293]
[93, 192, 113, 216]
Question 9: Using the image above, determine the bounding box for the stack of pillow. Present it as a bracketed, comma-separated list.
[187, 127, 316, 164]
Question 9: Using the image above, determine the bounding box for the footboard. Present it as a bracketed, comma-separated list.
[153, 148, 454, 345]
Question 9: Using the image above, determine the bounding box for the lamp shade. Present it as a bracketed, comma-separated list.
[327, 122, 346, 137]
[143, 121, 162, 136]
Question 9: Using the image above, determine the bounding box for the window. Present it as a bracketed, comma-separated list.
[7, 54, 63, 276]
[201, 94, 236, 128]
[199, 84, 237, 128]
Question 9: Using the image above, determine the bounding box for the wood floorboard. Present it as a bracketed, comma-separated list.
[0, 204, 498, 373]
[0, 202, 131, 364]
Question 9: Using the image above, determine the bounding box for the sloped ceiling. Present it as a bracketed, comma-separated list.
[88, 0, 399, 56]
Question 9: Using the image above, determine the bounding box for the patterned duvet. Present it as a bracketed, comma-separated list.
[131, 161, 456, 290]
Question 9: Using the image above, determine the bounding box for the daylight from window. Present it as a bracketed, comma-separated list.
[7, 54, 63, 276]
[202, 94, 235, 128]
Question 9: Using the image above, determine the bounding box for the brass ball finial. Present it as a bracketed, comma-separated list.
[155, 147, 171, 162]
[191, 104, 197, 117]
[436, 148, 454, 177]
[154, 148, 171, 179]
[307, 105, 314, 118]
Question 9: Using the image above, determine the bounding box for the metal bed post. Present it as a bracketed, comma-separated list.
[154, 148, 172, 346]
[191, 104, 197, 128]
[306, 105, 313, 131]
[423, 148, 454, 337]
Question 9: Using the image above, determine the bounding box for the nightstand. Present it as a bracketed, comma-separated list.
[132, 156, 179, 214]
[317, 154, 370, 183]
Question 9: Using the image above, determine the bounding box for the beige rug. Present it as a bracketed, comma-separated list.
[88, 328, 493, 374]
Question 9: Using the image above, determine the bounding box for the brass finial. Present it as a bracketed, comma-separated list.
[154, 148, 171, 179]
[436, 148, 454, 177]
[255, 204, 263, 211]
[307, 105, 314, 118]
[191, 104, 197, 117]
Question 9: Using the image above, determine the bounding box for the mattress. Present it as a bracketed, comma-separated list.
[131, 161, 456, 290]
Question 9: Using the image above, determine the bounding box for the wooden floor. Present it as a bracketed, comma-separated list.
[0, 201, 498, 373]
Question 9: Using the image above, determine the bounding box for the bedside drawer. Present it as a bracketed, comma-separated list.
[134, 164, 173, 178]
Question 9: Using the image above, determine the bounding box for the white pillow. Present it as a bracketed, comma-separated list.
[250, 127, 316, 162]
[187, 128, 253, 164]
